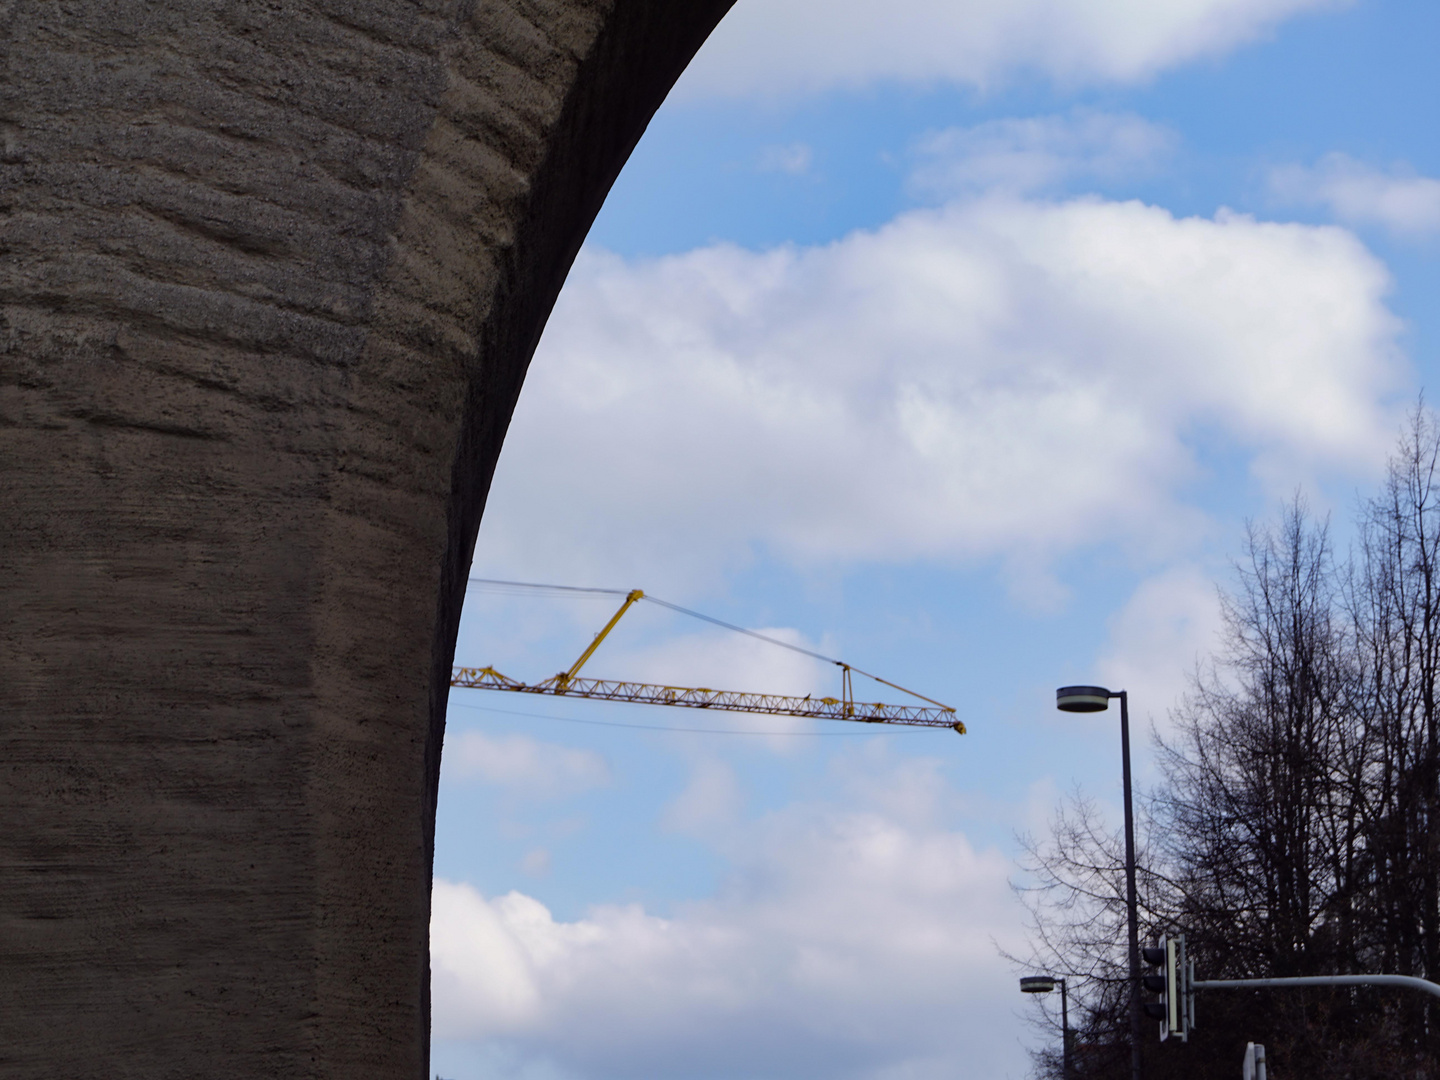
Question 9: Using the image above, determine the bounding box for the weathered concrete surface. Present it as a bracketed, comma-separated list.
[0, 1, 733, 1075]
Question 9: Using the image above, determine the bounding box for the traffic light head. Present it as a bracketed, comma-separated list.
[1140, 935, 1190, 1041]
[1141, 946, 1168, 1000]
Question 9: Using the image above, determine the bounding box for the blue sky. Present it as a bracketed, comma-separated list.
[431, 2, 1440, 1077]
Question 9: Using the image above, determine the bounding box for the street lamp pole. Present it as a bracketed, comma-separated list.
[1057, 686, 1142, 1080]
[1060, 977, 1071, 1079]
[1116, 690, 1142, 1080]
[1019, 975, 1072, 1079]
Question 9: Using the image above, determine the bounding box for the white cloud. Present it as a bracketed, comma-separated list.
[824, 739, 953, 827]
[432, 753, 1024, 1079]
[910, 111, 1176, 198]
[610, 625, 832, 697]
[661, 756, 743, 834]
[1098, 564, 1225, 736]
[757, 142, 814, 176]
[679, 0, 1344, 99]
[1270, 153, 1440, 236]
[603, 625, 839, 742]
[521, 848, 553, 877]
[444, 732, 611, 799]
[479, 194, 1402, 596]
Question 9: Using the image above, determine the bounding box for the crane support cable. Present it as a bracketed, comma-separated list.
[465, 576, 949, 711]
[467, 577, 630, 598]
[452, 667, 965, 731]
[639, 594, 843, 665]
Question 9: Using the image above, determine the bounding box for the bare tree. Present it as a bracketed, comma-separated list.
[1347, 405, 1440, 1055]
[1157, 500, 1357, 978]
[1149, 501, 1403, 1079]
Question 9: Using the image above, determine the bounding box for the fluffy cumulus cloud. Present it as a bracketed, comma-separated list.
[479, 192, 1402, 594]
[1271, 153, 1440, 236]
[678, 0, 1344, 98]
[432, 750, 1021, 1080]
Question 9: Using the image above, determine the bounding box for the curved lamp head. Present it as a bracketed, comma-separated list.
[1020, 975, 1057, 994]
[1057, 685, 1112, 713]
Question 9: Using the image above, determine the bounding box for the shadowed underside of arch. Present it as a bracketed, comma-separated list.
[0, 1, 733, 1075]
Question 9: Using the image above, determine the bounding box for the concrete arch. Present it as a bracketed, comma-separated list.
[0, 1, 733, 1075]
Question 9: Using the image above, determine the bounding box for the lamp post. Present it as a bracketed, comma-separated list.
[1057, 685, 1141, 1080]
[1020, 975, 1072, 1079]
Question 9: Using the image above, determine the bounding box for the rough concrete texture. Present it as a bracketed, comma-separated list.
[0, 1, 733, 1075]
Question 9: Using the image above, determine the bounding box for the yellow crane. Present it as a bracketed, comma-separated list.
[450, 584, 965, 733]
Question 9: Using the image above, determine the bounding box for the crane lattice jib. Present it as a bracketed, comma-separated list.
[451, 666, 965, 732]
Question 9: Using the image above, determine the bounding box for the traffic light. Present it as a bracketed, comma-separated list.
[1140, 934, 1191, 1042]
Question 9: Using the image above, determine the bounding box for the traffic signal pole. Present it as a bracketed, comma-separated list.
[1132, 933, 1440, 1050]
[1193, 973, 1440, 999]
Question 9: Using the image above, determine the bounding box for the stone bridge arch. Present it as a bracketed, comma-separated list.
[1, 2, 734, 1075]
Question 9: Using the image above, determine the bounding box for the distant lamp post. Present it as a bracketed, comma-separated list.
[1057, 685, 1142, 1080]
[1020, 975, 1071, 1078]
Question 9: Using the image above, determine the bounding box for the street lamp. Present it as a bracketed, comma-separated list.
[1020, 975, 1072, 1079]
[1057, 685, 1141, 1080]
